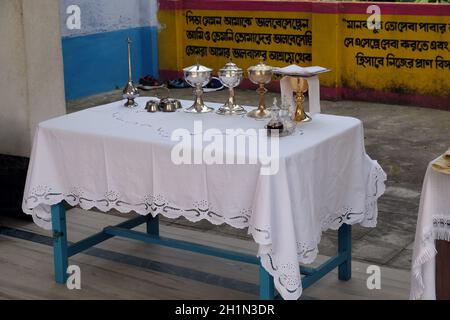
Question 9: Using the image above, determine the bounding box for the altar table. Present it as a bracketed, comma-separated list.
[22, 97, 385, 300]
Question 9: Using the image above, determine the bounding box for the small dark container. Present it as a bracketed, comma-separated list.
[267, 122, 284, 136]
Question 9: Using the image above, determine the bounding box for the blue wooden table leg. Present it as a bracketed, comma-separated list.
[51, 202, 68, 284]
[146, 214, 159, 236]
[338, 223, 352, 281]
[259, 264, 275, 300]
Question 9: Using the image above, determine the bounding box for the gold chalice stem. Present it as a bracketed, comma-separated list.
[292, 83, 311, 123]
[257, 84, 268, 112]
[294, 90, 306, 122]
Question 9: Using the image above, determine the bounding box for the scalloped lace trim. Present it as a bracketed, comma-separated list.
[22, 160, 386, 300]
[257, 159, 386, 299]
[23, 188, 252, 230]
[410, 217, 450, 300]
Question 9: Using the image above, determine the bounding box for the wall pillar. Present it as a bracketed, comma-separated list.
[311, 4, 342, 100]
[0, 0, 66, 157]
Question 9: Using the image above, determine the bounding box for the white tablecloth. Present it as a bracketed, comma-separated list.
[22, 97, 386, 300]
[411, 160, 450, 300]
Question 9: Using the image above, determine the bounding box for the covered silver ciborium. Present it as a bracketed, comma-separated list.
[247, 60, 273, 119]
[183, 61, 214, 113]
[122, 38, 139, 107]
[216, 59, 246, 115]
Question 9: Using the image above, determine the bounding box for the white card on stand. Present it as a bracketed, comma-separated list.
[273, 64, 330, 77]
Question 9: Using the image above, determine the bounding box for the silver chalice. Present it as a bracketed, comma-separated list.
[216, 59, 246, 115]
[183, 60, 214, 113]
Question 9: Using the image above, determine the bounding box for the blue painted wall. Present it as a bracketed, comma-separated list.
[60, 0, 159, 100]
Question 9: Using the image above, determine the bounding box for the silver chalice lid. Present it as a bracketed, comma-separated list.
[219, 60, 242, 74]
[247, 59, 273, 73]
[183, 62, 212, 74]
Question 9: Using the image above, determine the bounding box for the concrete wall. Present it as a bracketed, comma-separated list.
[0, 0, 66, 157]
[59, 0, 160, 100]
[158, 0, 450, 109]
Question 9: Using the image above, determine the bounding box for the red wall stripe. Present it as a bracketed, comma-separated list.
[159, 0, 450, 16]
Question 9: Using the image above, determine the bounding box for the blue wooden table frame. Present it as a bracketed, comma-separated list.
[51, 202, 351, 299]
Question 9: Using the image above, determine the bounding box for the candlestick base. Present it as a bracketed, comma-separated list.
[124, 97, 138, 108]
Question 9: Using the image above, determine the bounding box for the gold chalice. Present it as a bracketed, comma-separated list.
[290, 76, 311, 122]
[247, 60, 273, 119]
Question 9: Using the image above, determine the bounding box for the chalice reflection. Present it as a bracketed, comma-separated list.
[217, 59, 246, 115]
[183, 60, 214, 113]
[247, 60, 273, 119]
[290, 76, 311, 122]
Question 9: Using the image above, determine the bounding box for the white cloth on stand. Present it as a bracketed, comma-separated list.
[22, 97, 385, 300]
[410, 160, 450, 300]
[306, 76, 321, 114]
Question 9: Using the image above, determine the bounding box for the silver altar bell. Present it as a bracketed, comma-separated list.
[183, 60, 214, 113]
[216, 59, 246, 115]
[122, 38, 139, 107]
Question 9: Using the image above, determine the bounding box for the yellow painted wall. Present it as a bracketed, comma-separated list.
[158, 2, 450, 103]
[311, 12, 340, 89]
[338, 14, 450, 96]
[159, 9, 312, 72]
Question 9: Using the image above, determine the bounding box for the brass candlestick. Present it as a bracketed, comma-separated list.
[122, 38, 139, 107]
[247, 60, 273, 119]
[290, 77, 311, 122]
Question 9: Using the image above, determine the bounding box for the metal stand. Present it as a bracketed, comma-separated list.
[52, 204, 68, 284]
[51, 202, 352, 299]
[259, 265, 275, 300]
[338, 223, 352, 280]
[146, 215, 159, 236]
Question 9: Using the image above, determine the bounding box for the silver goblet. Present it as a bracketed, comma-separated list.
[183, 61, 214, 113]
[216, 60, 246, 115]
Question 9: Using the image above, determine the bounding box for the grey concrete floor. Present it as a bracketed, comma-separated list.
[67, 88, 450, 270]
